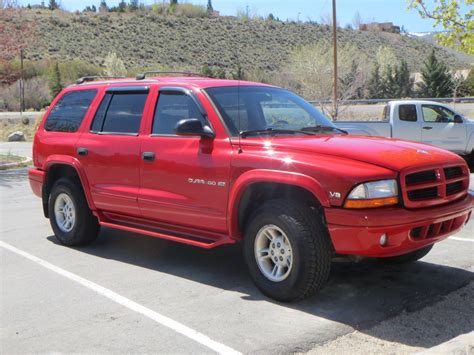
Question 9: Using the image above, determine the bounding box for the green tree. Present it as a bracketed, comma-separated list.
[365, 62, 383, 99]
[48, 0, 59, 10]
[50, 62, 62, 97]
[170, 0, 178, 6]
[118, 0, 126, 12]
[129, 0, 139, 11]
[380, 65, 397, 99]
[417, 50, 454, 98]
[394, 60, 413, 98]
[339, 60, 363, 99]
[408, 0, 473, 55]
[104, 52, 127, 77]
[207, 0, 213, 14]
[99, 0, 108, 12]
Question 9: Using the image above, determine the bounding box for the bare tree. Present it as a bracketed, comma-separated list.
[284, 41, 369, 119]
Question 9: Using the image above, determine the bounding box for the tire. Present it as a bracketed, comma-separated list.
[378, 245, 433, 264]
[48, 178, 99, 246]
[243, 199, 332, 302]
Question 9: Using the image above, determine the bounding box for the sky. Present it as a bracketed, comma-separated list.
[16, 0, 470, 33]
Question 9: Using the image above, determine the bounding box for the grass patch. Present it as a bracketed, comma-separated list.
[0, 152, 31, 170]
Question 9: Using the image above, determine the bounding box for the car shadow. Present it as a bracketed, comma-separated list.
[47, 227, 473, 349]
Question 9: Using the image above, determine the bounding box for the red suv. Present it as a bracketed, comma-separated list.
[29, 73, 473, 302]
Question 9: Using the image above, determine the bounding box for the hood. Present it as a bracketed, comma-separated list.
[238, 135, 464, 171]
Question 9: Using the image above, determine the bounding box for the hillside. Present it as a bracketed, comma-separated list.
[4, 9, 472, 76]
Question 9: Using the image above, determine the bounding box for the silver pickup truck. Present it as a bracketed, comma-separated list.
[334, 100, 474, 158]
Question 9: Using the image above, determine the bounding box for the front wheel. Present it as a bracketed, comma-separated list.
[244, 199, 332, 302]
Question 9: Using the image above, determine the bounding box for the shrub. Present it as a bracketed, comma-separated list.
[0, 77, 51, 111]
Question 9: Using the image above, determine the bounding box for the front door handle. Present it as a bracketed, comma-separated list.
[142, 152, 155, 161]
[422, 126, 433, 130]
[77, 147, 88, 156]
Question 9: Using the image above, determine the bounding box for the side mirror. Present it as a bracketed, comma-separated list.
[453, 115, 463, 124]
[175, 118, 215, 139]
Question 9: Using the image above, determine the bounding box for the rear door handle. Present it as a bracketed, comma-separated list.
[77, 147, 88, 156]
[142, 152, 155, 161]
[422, 126, 433, 130]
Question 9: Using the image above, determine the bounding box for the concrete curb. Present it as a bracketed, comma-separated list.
[0, 157, 32, 170]
[418, 331, 474, 354]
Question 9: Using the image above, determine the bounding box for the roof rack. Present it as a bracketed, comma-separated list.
[135, 71, 206, 80]
[76, 76, 127, 84]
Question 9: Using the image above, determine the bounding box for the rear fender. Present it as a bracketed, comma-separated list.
[228, 169, 330, 239]
[43, 155, 96, 212]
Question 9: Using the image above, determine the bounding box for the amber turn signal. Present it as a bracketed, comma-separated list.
[344, 196, 398, 209]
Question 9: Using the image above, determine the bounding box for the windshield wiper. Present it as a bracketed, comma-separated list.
[240, 128, 316, 138]
[301, 125, 348, 134]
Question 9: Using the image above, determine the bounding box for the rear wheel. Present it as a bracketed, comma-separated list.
[243, 199, 332, 302]
[49, 178, 99, 246]
[378, 245, 433, 264]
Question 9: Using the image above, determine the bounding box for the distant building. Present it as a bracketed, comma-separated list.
[360, 22, 401, 34]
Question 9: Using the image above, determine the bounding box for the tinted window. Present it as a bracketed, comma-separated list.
[398, 104, 417, 122]
[91, 93, 147, 134]
[422, 105, 456, 123]
[44, 90, 97, 132]
[152, 92, 206, 135]
[205, 86, 333, 136]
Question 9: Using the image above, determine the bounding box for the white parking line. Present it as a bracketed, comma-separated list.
[449, 237, 474, 243]
[0, 240, 241, 355]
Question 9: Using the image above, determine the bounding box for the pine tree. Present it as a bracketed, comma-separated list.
[207, 0, 213, 14]
[99, 0, 108, 12]
[170, 0, 178, 5]
[380, 65, 397, 99]
[417, 50, 454, 98]
[366, 63, 383, 99]
[48, 0, 59, 10]
[50, 62, 62, 97]
[129, 0, 139, 11]
[118, 0, 126, 12]
[395, 60, 413, 98]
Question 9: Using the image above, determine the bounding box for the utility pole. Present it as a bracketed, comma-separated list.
[20, 48, 25, 116]
[332, 0, 338, 120]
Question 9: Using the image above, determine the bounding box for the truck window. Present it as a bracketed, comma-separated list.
[44, 90, 97, 132]
[422, 105, 456, 123]
[152, 92, 207, 135]
[398, 104, 417, 122]
[91, 92, 148, 134]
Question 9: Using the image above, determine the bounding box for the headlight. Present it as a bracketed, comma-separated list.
[344, 179, 398, 208]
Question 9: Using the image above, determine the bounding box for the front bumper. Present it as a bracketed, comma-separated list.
[325, 192, 474, 257]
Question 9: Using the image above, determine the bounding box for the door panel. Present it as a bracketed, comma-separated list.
[77, 134, 142, 216]
[139, 136, 231, 233]
[392, 104, 422, 141]
[420, 104, 466, 151]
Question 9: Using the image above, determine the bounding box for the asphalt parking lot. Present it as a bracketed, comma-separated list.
[1, 142, 473, 353]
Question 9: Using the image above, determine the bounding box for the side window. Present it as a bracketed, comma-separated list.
[152, 92, 206, 135]
[422, 105, 456, 123]
[398, 104, 417, 122]
[90, 92, 148, 134]
[44, 90, 97, 132]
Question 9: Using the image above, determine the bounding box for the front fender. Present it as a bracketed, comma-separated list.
[43, 155, 96, 211]
[227, 169, 330, 239]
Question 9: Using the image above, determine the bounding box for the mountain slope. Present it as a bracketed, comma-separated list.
[5, 10, 473, 74]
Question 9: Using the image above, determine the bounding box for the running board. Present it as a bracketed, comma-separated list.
[98, 220, 235, 249]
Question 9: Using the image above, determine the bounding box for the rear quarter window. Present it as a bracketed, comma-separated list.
[398, 104, 417, 122]
[44, 90, 97, 132]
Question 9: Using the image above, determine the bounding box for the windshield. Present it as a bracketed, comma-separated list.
[204, 86, 337, 137]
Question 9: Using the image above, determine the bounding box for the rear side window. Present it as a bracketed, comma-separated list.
[152, 92, 206, 135]
[44, 90, 97, 132]
[398, 104, 417, 122]
[91, 92, 148, 134]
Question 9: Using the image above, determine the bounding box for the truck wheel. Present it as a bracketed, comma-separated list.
[48, 178, 99, 246]
[378, 245, 433, 264]
[243, 199, 332, 302]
